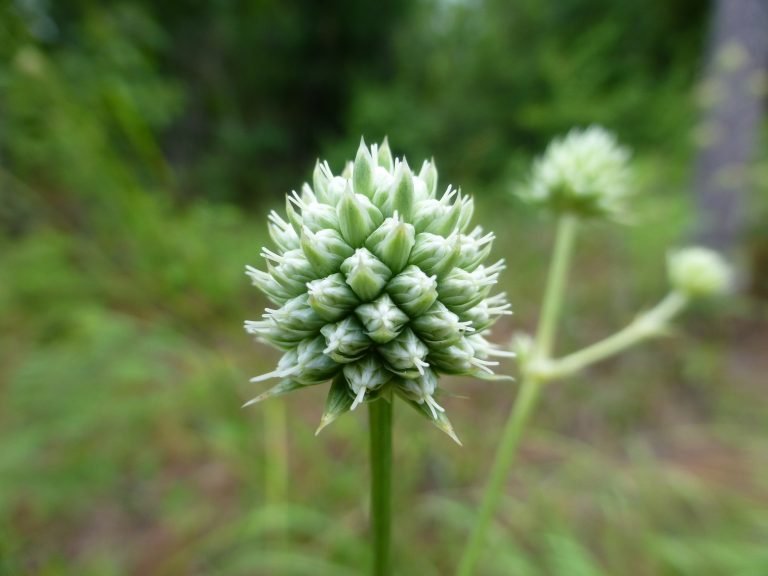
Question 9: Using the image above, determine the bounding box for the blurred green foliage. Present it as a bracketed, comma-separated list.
[1, 0, 767, 574]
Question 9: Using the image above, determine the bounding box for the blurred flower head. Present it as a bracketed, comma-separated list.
[244, 138, 513, 441]
[520, 126, 632, 219]
[667, 247, 732, 299]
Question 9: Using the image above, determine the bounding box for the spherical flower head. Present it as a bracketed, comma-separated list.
[521, 126, 632, 219]
[667, 247, 732, 299]
[244, 138, 513, 442]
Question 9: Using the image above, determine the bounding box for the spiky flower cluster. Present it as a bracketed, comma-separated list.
[520, 126, 632, 219]
[244, 139, 512, 440]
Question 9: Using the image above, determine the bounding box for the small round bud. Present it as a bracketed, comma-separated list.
[667, 247, 732, 298]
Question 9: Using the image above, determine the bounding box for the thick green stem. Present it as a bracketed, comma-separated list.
[457, 215, 577, 576]
[456, 375, 542, 576]
[369, 398, 392, 576]
[535, 215, 578, 358]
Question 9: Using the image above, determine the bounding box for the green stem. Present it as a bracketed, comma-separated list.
[542, 291, 688, 381]
[535, 215, 578, 358]
[457, 215, 578, 576]
[456, 375, 542, 576]
[263, 399, 288, 506]
[369, 398, 392, 576]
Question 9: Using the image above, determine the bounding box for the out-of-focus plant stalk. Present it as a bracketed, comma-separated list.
[533, 291, 687, 382]
[458, 216, 577, 576]
[263, 399, 288, 507]
[369, 397, 392, 576]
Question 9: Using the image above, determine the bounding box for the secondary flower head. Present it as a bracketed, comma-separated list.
[520, 126, 632, 219]
[667, 247, 732, 299]
[244, 138, 513, 442]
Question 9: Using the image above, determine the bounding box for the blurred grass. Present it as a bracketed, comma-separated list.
[1, 155, 767, 575]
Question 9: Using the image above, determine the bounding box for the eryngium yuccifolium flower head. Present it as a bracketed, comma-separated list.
[667, 247, 732, 299]
[520, 126, 632, 219]
[244, 138, 513, 442]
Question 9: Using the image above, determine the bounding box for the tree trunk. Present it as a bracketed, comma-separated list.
[692, 0, 768, 253]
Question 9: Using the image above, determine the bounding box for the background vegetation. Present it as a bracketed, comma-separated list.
[1, 0, 766, 574]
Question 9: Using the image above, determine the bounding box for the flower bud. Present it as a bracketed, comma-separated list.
[386, 265, 438, 317]
[307, 273, 360, 321]
[312, 160, 332, 203]
[428, 336, 498, 375]
[261, 248, 316, 298]
[418, 159, 438, 198]
[250, 348, 301, 383]
[343, 355, 392, 410]
[411, 301, 472, 347]
[440, 260, 505, 313]
[354, 138, 376, 198]
[320, 316, 371, 363]
[245, 317, 307, 349]
[266, 293, 326, 334]
[301, 227, 354, 277]
[365, 214, 416, 274]
[460, 293, 512, 331]
[294, 335, 341, 385]
[398, 369, 444, 419]
[456, 195, 474, 232]
[268, 210, 300, 252]
[379, 328, 430, 377]
[667, 247, 732, 298]
[327, 176, 348, 205]
[456, 227, 494, 271]
[377, 137, 394, 172]
[337, 182, 384, 247]
[289, 190, 338, 232]
[245, 265, 292, 305]
[413, 187, 462, 235]
[340, 248, 392, 301]
[355, 294, 409, 343]
[409, 232, 461, 277]
[387, 160, 415, 221]
[438, 267, 485, 313]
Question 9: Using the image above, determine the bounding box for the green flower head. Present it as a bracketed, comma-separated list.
[245, 138, 513, 441]
[520, 126, 632, 219]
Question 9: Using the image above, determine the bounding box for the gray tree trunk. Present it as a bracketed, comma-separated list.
[692, 0, 768, 253]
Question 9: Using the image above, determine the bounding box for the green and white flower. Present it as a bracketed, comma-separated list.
[244, 138, 512, 440]
[520, 126, 632, 219]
